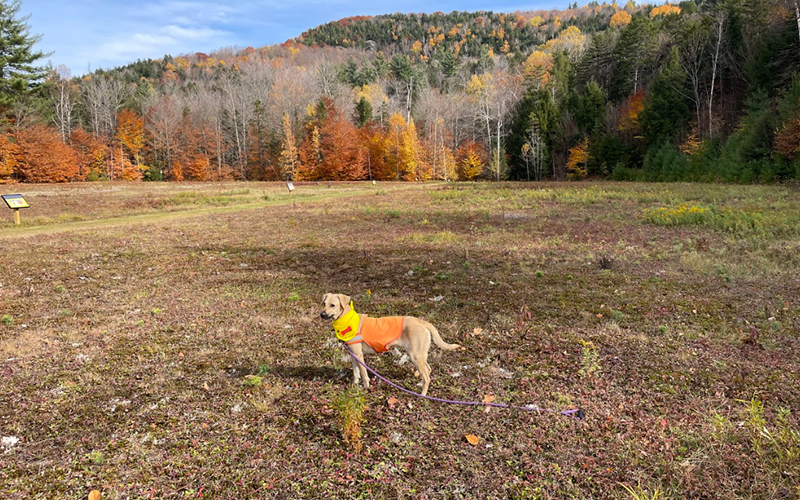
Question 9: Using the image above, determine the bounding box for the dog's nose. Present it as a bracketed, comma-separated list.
[320, 312, 329, 319]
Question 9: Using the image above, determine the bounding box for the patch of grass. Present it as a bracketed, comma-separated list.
[242, 375, 263, 387]
[1, 314, 12, 326]
[643, 203, 800, 238]
[620, 483, 664, 500]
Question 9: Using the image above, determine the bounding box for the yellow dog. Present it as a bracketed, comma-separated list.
[320, 293, 461, 396]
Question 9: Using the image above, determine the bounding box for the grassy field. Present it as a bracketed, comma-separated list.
[1, 181, 799, 499]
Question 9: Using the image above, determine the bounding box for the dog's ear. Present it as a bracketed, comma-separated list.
[321, 293, 329, 306]
[337, 294, 351, 310]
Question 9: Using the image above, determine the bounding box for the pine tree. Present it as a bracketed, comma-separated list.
[0, 0, 49, 109]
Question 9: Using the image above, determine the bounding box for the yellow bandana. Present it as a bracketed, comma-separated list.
[332, 302, 361, 342]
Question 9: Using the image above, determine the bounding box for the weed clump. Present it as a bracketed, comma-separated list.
[578, 339, 601, 379]
[334, 387, 366, 453]
[242, 375, 263, 387]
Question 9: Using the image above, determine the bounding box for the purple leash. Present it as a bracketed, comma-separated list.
[342, 343, 584, 420]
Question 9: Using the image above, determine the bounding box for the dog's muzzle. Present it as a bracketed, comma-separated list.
[320, 312, 332, 320]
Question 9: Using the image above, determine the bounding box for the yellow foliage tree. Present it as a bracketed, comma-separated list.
[456, 141, 487, 180]
[650, 4, 681, 18]
[543, 26, 586, 61]
[609, 10, 632, 28]
[523, 50, 554, 88]
[385, 114, 424, 181]
[280, 113, 300, 180]
[529, 16, 545, 27]
[566, 137, 589, 180]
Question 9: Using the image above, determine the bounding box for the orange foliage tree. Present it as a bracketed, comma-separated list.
[609, 10, 632, 28]
[13, 125, 80, 182]
[115, 109, 145, 172]
[70, 129, 108, 180]
[0, 134, 19, 182]
[618, 90, 645, 134]
[298, 98, 366, 180]
[650, 4, 681, 18]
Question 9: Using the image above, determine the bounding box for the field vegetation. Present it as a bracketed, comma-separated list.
[1, 181, 798, 499]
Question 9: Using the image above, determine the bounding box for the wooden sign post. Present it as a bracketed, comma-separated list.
[286, 182, 295, 197]
[2, 194, 30, 225]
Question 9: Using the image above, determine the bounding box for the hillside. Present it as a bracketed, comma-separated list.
[2, 0, 800, 184]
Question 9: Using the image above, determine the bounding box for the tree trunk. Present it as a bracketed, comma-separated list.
[708, 14, 724, 138]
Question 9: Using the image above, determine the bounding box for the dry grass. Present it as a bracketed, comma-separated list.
[0, 181, 798, 499]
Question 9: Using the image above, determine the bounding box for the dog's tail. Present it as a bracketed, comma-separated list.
[425, 321, 462, 351]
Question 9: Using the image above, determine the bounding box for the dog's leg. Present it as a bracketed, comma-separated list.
[407, 350, 432, 396]
[350, 353, 361, 386]
[349, 343, 370, 389]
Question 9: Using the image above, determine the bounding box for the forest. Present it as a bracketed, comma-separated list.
[1, 0, 799, 183]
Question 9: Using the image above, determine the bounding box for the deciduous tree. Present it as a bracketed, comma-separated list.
[13, 124, 79, 182]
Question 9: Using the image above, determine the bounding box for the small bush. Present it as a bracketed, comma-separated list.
[334, 387, 366, 453]
[578, 339, 600, 379]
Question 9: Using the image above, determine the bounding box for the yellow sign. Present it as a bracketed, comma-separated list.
[2, 194, 30, 209]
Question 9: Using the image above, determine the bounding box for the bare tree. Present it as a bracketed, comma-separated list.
[50, 66, 75, 142]
[707, 12, 725, 137]
[679, 19, 710, 137]
[81, 76, 132, 139]
[145, 93, 182, 180]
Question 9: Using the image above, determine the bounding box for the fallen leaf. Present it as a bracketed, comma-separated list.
[482, 394, 496, 404]
[596, 313, 603, 318]
[88, 491, 101, 500]
[387, 396, 399, 410]
[472, 327, 483, 336]
[465, 434, 479, 445]
[202, 382, 210, 391]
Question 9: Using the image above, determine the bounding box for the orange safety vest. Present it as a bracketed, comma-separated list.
[345, 316, 405, 353]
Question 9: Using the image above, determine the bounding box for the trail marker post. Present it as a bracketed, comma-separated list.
[2, 194, 30, 226]
[286, 182, 295, 197]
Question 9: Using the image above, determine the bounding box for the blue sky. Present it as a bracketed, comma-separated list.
[22, 0, 563, 76]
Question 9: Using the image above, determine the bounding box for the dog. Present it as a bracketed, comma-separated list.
[320, 293, 461, 396]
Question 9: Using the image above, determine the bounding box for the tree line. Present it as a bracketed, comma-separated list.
[1, 0, 799, 184]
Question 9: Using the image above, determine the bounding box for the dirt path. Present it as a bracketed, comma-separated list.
[0, 183, 436, 240]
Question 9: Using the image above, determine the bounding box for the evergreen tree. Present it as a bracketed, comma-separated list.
[0, 0, 49, 109]
[640, 47, 691, 145]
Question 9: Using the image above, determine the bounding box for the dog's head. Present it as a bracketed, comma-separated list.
[319, 293, 351, 320]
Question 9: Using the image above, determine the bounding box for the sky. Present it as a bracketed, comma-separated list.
[21, 0, 563, 77]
